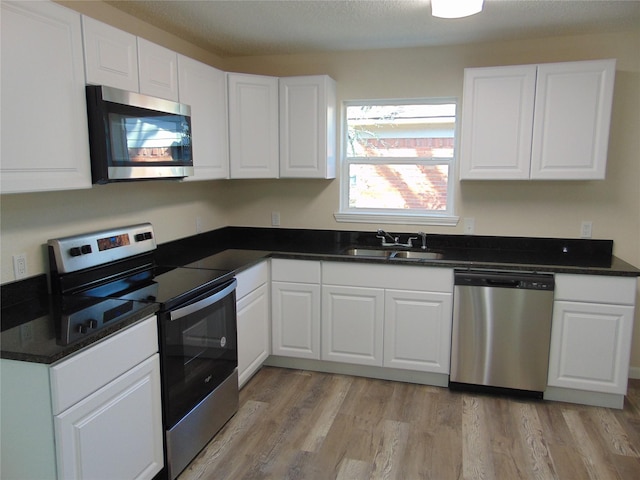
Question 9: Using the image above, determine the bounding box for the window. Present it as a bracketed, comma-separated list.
[335, 99, 458, 225]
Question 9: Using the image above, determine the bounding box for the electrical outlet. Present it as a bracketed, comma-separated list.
[271, 211, 281, 226]
[580, 221, 593, 238]
[463, 218, 475, 235]
[13, 253, 27, 279]
[20, 323, 33, 344]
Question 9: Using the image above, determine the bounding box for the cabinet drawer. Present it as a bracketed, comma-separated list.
[50, 316, 158, 415]
[322, 261, 453, 292]
[555, 274, 637, 305]
[236, 260, 269, 299]
[272, 259, 321, 284]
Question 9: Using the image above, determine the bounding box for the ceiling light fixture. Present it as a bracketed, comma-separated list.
[431, 0, 484, 19]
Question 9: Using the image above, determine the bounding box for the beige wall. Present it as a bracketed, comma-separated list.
[3, 1, 640, 371]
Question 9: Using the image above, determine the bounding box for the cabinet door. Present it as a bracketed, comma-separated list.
[178, 56, 229, 180]
[1, 0, 91, 193]
[137, 37, 179, 101]
[237, 283, 270, 387]
[279, 75, 336, 178]
[547, 301, 634, 394]
[459, 65, 536, 180]
[55, 355, 164, 480]
[82, 16, 139, 91]
[272, 281, 321, 359]
[530, 59, 615, 180]
[322, 285, 384, 366]
[384, 289, 453, 373]
[228, 73, 279, 178]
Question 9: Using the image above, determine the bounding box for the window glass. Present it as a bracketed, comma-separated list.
[340, 100, 457, 224]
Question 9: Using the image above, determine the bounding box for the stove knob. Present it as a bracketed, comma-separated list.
[69, 247, 82, 257]
[77, 324, 88, 334]
[87, 319, 98, 329]
[81, 244, 92, 254]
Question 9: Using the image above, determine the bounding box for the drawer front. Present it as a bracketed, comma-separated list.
[322, 261, 453, 292]
[555, 274, 637, 305]
[272, 258, 321, 284]
[236, 260, 269, 299]
[50, 316, 158, 415]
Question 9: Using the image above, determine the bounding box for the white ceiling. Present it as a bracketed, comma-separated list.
[105, 0, 640, 58]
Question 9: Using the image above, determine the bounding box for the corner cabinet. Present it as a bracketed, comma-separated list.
[236, 261, 271, 387]
[1, 0, 92, 194]
[279, 75, 337, 179]
[459, 59, 616, 180]
[228, 73, 280, 178]
[546, 274, 637, 409]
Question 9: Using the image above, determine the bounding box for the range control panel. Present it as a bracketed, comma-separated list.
[48, 223, 157, 274]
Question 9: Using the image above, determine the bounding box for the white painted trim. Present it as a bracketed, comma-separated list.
[334, 212, 459, 226]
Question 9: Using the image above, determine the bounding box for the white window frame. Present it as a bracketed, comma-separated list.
[334, 98, 459, 226]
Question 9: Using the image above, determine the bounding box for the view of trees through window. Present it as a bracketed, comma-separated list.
[345, 102, 456, 215]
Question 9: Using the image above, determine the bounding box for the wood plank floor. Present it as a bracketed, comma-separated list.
[179, 367, 640, 480]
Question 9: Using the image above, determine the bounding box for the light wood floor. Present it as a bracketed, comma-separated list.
[179, 367, 640, 480]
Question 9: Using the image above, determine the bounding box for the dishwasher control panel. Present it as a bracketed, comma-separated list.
[454, 270, 555, 291]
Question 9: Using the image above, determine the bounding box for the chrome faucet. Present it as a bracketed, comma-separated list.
[418, 231, 427, 250]
[376, 229, 418, 248]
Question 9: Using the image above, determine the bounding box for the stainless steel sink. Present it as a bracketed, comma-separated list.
[341, 248, 393, 258]
[341, 248, 444, 260]
[392, 250, 444, 260]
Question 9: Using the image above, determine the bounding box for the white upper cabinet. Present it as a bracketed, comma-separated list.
[530, 60, 615, 179]
[178, 56, 230, 180]
[82, 16, 139, 91]
[83, 17, 179, 101]
[1, 0, 92, 194]
[459, 59, 616, 180]
[137, 37, 179, 101]
[279, 75, 337, 179]
[459, 65, 536, 179]
[228, 73, 280, 178]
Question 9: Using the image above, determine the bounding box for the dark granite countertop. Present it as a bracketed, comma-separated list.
[157, 226, 640, 277]
[3, 226, 638, 365]
[1, 275, 159, 364]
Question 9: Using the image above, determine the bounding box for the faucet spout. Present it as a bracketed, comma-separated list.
[418, 232, 427, 250]
[376, 229, 418, 248]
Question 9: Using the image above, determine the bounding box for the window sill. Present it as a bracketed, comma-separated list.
[334, 212, 459, 226]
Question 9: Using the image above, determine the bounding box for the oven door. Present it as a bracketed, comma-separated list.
[159, 279, 237, 428]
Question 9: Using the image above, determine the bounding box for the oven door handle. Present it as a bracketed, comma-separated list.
[169, 278, 237, 321]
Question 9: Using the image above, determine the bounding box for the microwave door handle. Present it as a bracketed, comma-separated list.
[169, 279, 237, 321]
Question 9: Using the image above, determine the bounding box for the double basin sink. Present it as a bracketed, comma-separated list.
[342, 248, 444, 260]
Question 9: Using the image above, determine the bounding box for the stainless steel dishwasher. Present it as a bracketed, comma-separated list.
[450, 270, 555, 398]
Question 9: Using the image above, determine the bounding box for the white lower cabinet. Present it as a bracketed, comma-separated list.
[322, 285, 385, 366]
[321, 262, 454, 372]
[0, 316, 163, 480]
[272, 259, 321, 359]
[55, 355, 163, 480]
[51, 316, 163, 480]
[236, 261, 271, 387]
[546, 274, 637, 407]
[384, 289, 453, 373]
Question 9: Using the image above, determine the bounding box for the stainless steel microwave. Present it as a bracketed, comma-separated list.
[86, 85, 193, 184]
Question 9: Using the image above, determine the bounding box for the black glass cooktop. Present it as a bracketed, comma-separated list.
[79, 265, 233, 310]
